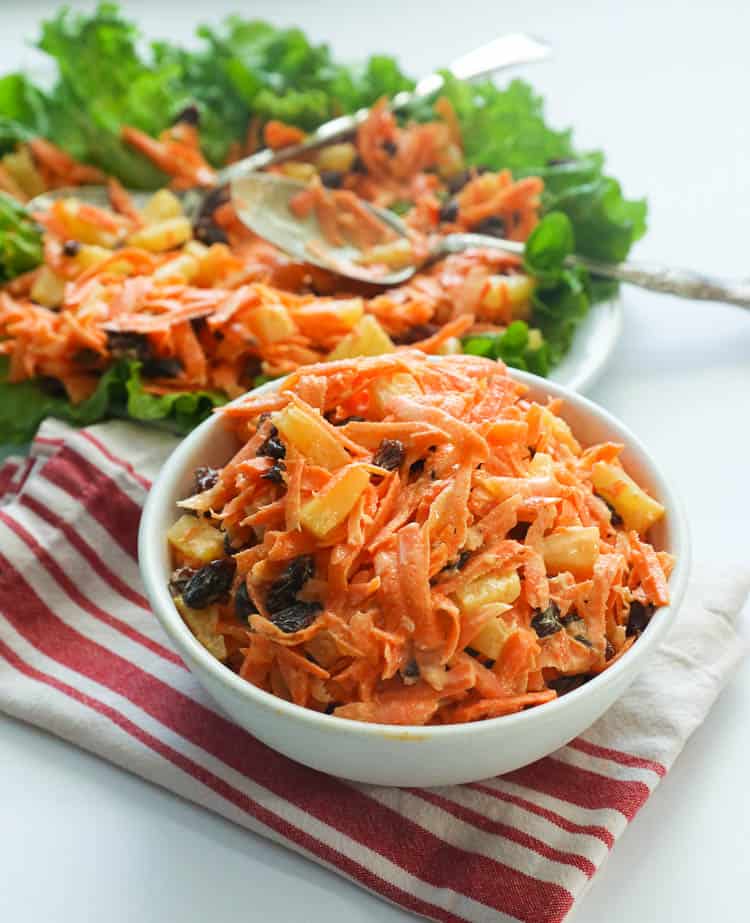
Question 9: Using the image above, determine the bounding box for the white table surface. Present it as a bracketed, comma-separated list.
[1, 1, 749, 920]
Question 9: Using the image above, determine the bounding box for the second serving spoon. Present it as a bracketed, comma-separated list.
[231, 172, 750, 308]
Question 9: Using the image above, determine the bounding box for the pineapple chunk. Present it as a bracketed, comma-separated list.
[292, 297, 364, 337]
[153, 253, 200, 283]
[505, 274, 535, 320]
[183, 240, 209, 259]
[72, 244, 113, 273]
[437, 336, 462, 355]
[128, 216, 192, 253]
[455, 570, 521, 613]
[528, 451, 554, 478]
[480, 274, 535, 322]
[2, 145, 45, 198]
[280, 161, 317, 182]
[537, 407, 580, 453]
[273, 404, 350, 470]
[328, 314, 395, 361]
[167, 514, 225, 566]
[591, 461, 665, 534]
[30, 266, 66, 308]
[174, 596, 227, 661]
[315, 143, 357, 174]
[527, 328, 543, 350]
[299, 465, 370, 538]
[369, 372, 422, 417]
[357, 238, 414, 270]
[248, 302, 298, 344]
[57, 199, 121, 248]
[142, 188, 184, 224]
[471, 615, 513, 661]
[542, 526, 600, 577]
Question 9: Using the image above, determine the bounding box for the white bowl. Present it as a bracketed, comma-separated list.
[138, 368, 690, 787]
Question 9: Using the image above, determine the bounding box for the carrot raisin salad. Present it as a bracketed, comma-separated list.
[167, 353, 672, 725]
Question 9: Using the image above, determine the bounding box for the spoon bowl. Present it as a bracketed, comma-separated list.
[231, 173, 417, 285]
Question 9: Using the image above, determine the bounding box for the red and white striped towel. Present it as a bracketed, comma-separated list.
[0, 419, 747, 923]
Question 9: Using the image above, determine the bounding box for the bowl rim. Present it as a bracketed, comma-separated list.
[138, 365, 691, 741]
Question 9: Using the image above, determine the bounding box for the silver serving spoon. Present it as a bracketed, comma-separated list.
[28, 32, 549, 219]
[231, 173, 750, 307]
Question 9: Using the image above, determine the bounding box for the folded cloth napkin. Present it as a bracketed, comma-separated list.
[0, 419, 747, 923]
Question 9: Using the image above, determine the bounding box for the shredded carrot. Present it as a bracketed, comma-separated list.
[165, 352, 674, 726]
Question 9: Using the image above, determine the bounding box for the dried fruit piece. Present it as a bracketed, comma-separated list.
[194, 466, 219, 493]
[531, 602, 564, 638]
[371, 439, 405, 471]
[266, 555, 316, 614]
[235, 581, 258, 622]
[626, 601, 654, 637]
[183, 557, 237, 608]
[270, 601, 322, 634]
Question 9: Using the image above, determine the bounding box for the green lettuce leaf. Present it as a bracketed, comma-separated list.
[419, 75, 647, 265]
[0, 357, 225, 445]
[0, 192, 43, 283]
[524, 211, 591, 366]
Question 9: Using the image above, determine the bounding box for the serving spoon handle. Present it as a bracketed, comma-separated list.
[438, 234, 750, 308]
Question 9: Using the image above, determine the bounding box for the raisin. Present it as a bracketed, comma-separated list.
[626, 601, 654, 637]
[548, 674, 591, 695]
[269, 600, 321, 634]
[234, 580, 258, 622]
[351, 154, 368, 174]
[409, 458, 426, 477]
[443, 549, 471, 573]
[320, 170, 343, 189]
[169, 565, 197, 596]
[174, 103, 200, 125]
[438, 199, 459, 223]
[574, 634, 593, 648]
[266, 555, 316, 614]
[446, 170, 472, 195]
[324, 702, 338, 715]
[531, 602, 563, 638]
[194, 220, 229, 246]
[560, 611, 583, 626]
[402, 659, 420, 680]
[182, 558, 237, 608]
[333, 415, 366, 426]
[372, 439, 405, 471]
[62, 239, 81, 257]
[194, 466, 219, 493]
[261, 461, 286, 483]
[605, 639, 615, 660]
[106, 331, 152, 363]
[73, 348, 101, 368]
[507, 521, 530, 542]
[392, 323, 438, 345]
[465, 646, 481, 658]
[191, 316, 207, 336]
[37, 377, 67, 397]
[474, 215, 506, 238]
[257, 425, 286, 460]
[381, 139, 398, 157]
[244, 356, 263, 382]
[141, 357, 183, 379]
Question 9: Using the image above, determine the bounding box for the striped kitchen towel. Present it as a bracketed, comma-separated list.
[0, 418, 747, 923]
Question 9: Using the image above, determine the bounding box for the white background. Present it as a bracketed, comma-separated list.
[1, 1, 749, 920]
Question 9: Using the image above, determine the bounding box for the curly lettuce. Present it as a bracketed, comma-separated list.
[0, 357, 225, 445]
[0, 192, 43, 284]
